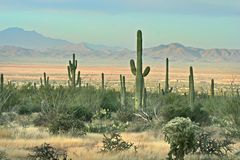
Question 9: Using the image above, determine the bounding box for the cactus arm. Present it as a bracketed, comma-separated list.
[142, 66, 150, 77]
[130, 59, 136, 76]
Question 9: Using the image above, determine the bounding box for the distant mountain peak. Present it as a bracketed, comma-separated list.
[0, 27, 72, 49]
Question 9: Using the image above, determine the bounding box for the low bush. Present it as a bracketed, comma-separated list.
[48, 113, 87, 136]
[100, 132, 137, 152]
[27, 143, 71, 160]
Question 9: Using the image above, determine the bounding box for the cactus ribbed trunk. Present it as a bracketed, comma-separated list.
[101, 73, 105, 90]
[143, 87, 147, 108]
[165, 58, 169, 93]
[120, 74, 126, 107]
[136, 31, 143, 109]
[162, 58, 172, 95]
[189, 66, 195, 106]
[130, 30, 150, 110]
[211, 79, 214, 97]
[0, 74, 3, 91]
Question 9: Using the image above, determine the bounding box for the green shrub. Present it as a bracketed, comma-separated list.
[71, 106, 93, 122]
[100, 90, 120, 112]
[163, 117, 201, 160]
[191, 103, 210, 125]
[161, 103, 191, 122]
[48, 114, 87, 136]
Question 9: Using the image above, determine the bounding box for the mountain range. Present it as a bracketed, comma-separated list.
[0, 27, 239, 67]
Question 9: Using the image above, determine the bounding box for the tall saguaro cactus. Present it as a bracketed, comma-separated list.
[211, 79, 214, 97]
[101, 73, 105, 90]
[67, 53, 81, 88]
[130, 30, 150, 110]
[189, 66, 195, 106]
[120, 74, 126, 107]
[40, 72, 49, 87]
[0, 73, 3, 91]
[162, 58, 173, 95]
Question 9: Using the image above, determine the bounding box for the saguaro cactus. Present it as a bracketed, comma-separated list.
[40, 72, 49, 87]
[211, 79, 214, 97]
[162, 58, 173, 95]
[130, 30, 150, 110]
[0, 73, 3, 91]
[67, 53, 81, 88]
[101, 73, 105, 90]
[120, 74, 126, 107]
[189, 66, 195, 106]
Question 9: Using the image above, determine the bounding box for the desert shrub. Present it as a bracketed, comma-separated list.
[100, 132, 137, 152]
[17, 105, 32, 115]
[28, 143, 71, 160]
[196, 132, 234, 157]
[48, 113, 87, 136]
[205, 97, 240, 138]
[116, 105, 134, 122]
[100, 90, 120, 112]
[71, 106, 93, 122]
[163, 117, 201, 160]
[161, 103, 191, 122]
[0, 150, 9, 160]
[191, 103, 210, 125]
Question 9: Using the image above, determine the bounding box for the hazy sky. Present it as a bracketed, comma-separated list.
[0, 0, 239, 49]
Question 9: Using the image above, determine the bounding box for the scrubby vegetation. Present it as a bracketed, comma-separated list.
[0, 30, 239, 160]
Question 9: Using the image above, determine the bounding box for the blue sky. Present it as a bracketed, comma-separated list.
[0, 0, 239, 49]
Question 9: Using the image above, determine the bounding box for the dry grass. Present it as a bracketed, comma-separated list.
[0, 126, 239, 160]
[0, 126, 170, 160]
